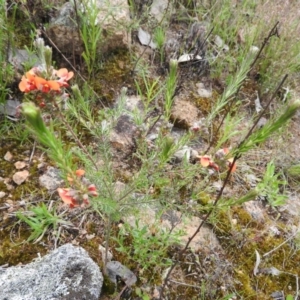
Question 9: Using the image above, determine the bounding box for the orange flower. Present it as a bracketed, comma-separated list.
[88, 184, 98, 197]
[67, 169, 85, 182]
[222, 148, 237, 173]
[199, 155, 220, 171]
[34, 76, 60, 93]
[19, 70, 61, 93]
[57, 188, 77, 208]
[200, 155, 211, 167]
[57, 188, 90, 208]
[19, 71, 37, 93]
[75, 169, 85, 177]
[55, 68, 74, 87]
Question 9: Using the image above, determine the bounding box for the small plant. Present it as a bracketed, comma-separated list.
[16, 203, 71, 243]
[256, 160, 288, 207]
[114, 220, 182, 274]
[77, 0, 103, 77]
[19, 38, 99, 208]
[286, 163, 300, 180]
[153, 26, 166, 63]
[164, 59, 178, 118]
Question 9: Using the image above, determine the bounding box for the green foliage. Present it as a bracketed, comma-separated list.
[22, 102, 74, 176]
[256, 161, 288, 207]
[208, 51, 254, 123]
[0, 0, 15, 105]
[235, 101, 300, 156]
[153, 26, 166, 63]
[8, 1, 300, 298]
[113, 220, 182, 273]
[164, 59, 178, 118]
[79, 0, 103, 77]
[16, 203, 69, 243]
[286, 163, 300, 180]
[135, 287, 151, 300]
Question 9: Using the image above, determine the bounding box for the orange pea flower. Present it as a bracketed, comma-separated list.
[199, 155, 220, 171]
[58, 169, 97, 208]
[19, 70, 61, 93]
[75, 169, 85, 177]
[57, 188, 77, 207]
[57, 188, 89, 208]
[19, 71, 37, 93]
[55, 68, 74, 87]
[67, 169, 85, 183]
[34, 76, 60, 93]
[227, 157, 237, 173]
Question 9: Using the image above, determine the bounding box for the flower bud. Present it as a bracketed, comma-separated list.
[21, 102, 48, 134]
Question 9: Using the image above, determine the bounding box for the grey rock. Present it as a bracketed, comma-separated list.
[94, 0, 131, 52]
[173, 146, 192, 161]
[161, 213, 222, 252]
[173, 146, 198, 162]
[47, 0, 131, 55]
[165, 38, 180, 61]
[214, 35, 229, 52]
[185, 22, 207, 58]
[39, 166, 64, 191]
[47, 2, 83, 55]
[0, 244, 103, 300]
[124, 206, 221, 253]
[138, 28, 157, 49]
[150, 0, 169, 22]
[106, 261, 137, 286]
[196, 82, 212, 98]
[0, 99, 21, 117]
[243, 200, 265, 222]
[8, 49, 39, 72]
[109, 114, 138, 151]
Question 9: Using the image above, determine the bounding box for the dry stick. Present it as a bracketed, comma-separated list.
[159, 74, 288, 299]
[204, 21, 280, 155]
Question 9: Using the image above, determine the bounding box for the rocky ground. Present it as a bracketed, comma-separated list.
[1, 1, 300, 299]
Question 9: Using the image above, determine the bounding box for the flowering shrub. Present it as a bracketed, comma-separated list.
[19, 38, 97, 208]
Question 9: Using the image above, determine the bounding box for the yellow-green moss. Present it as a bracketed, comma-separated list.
[89, 49, 134, 103]
[0, 225, 47, 265]
[212, 205, 300, 298]
[192, 90, 219, 115]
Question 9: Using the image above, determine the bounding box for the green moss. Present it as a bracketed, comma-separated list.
[192, 90, 219, 115]
[211, 205, 300, 298]
[89, 49, 134, 103]
[0, 225, 47, 265]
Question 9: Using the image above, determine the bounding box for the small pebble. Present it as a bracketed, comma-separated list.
[4, 151, 13, 162]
